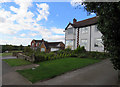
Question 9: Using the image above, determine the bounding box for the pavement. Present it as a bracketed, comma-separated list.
[2, 57, 119, 85]
[2, 60, 32, 85]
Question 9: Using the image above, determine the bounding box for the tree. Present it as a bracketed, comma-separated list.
[19, 44, 23, 50]
[82, 2, 120, 70]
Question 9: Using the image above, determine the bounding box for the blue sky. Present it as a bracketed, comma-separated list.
[0, 0, 96, 46]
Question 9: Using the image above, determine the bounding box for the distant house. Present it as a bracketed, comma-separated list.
[31, 39, 65, 52]
[65, 16, 104, 52]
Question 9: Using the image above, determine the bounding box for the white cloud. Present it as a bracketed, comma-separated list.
[0, 1, 50, 35]
[29, 33, 37, 36]
[0, 1, 65, 45]
[51, 27, 65, 34]
[0, 37, 33, 46]
[70, 0, 85, 7]
[20, 33, 26, 37]
[44, 35, 65, 43]
[36, 3, 49, 21]
[0, 0, 13, 3]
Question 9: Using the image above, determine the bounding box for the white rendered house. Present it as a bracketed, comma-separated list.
[65, 16, 104, 52]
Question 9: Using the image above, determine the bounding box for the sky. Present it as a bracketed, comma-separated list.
[0, 0, 96, 46]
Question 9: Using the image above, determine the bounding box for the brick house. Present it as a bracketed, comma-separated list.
[65, 16, 104, 52]
[31, 39, 65, 52]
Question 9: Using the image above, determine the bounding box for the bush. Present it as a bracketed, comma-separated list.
[70, 54, 78, 57]
[24, 47, 34, 56]
[34, 52, 46, 62]
[74, 45, 86, 54]
[78, 53, 87, 58]
[87, 51, 110, 59]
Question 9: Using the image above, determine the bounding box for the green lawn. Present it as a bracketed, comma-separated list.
[17, 57, 101, 83]
[3, 59, 32, 67]
[0, 53, 12, 57]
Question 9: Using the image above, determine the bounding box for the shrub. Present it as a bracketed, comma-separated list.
[64, 47, 71, 52]
[24, 47, 34, 56]
[87, 51, 110, 59]
[74, 45, 86, 54]
[70, 54, 78, 57]
[78, 53, 87, 58]
[34, 53, 45, 62]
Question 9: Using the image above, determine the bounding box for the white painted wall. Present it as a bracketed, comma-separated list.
[65, 24, 104, 52]
[79, 26, 91, 51]
[91, 25, 104, 52]
[65, 24, 76, 50]
[51, 48, 59, 51]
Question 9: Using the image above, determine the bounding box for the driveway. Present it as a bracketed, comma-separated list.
[34, 59, 118, 85]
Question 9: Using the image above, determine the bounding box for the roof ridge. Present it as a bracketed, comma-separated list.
[76, 16, 97, 24]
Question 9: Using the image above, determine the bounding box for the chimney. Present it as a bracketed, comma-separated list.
[73, 18, 77, 24]
[42, 39, 44, 41]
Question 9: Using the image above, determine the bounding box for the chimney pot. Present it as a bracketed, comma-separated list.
[73, 18, 77, 24]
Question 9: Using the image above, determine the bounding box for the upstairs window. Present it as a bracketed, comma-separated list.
[67, 29, 73, 34]
[81, 27, 89, 34]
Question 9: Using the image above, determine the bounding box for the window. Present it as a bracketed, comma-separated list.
[41, 48, 45, 52]
[94, 38, 103, 47]
[81, 27, 89, 34]
[81, 39, 87, 47]
[66, 40, 73, 49]
[67, 29, 73, 34]
[32, 43, 34, 46]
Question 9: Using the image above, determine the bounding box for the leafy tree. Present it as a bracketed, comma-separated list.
[19, 44, 23, 50]
[82, 2, 120, 70]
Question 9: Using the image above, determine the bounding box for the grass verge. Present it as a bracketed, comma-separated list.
[17, 57, 101, 83]
[3, 59, 32, 67]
